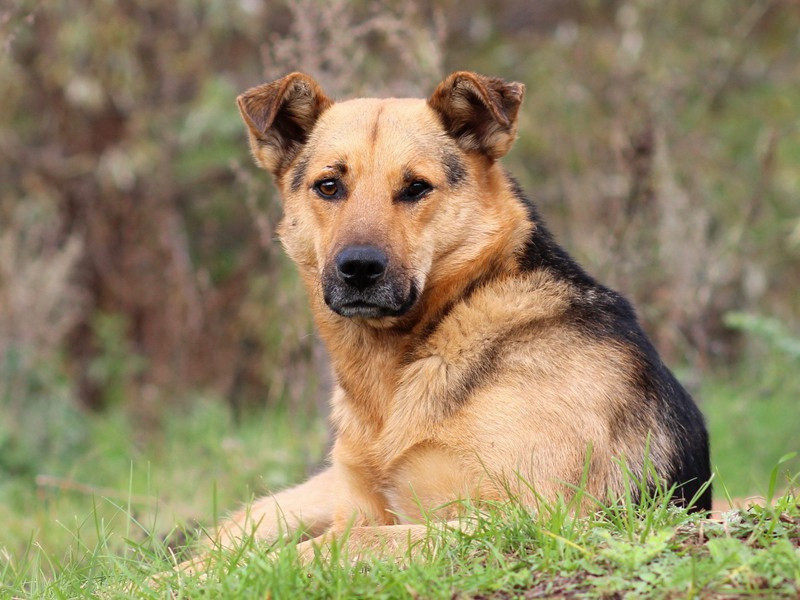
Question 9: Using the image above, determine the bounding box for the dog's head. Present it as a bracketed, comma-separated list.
[237, 72, 525, 323]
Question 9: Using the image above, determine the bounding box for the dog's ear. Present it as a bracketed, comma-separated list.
[428, 72, 524, 159]
[237, 73, 333, 176]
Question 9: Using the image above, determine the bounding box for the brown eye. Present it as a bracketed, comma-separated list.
[314, 178, 341, 199]
[398, 180, 432, 202]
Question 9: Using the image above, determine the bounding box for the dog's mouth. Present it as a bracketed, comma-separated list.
[323, 281, 419, 320]
[335, 301, 394, 319]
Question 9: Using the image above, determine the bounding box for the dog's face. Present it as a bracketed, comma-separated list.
[237, 72, 524, 323]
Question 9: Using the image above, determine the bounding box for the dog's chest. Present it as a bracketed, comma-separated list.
[383, 443, 482, 522]
[335, 401, 483, 522]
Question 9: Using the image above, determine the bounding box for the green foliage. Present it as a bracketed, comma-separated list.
[86, 314, 146, 408]
[704, 313, 800, 496]
[3, 0, 800, 410]
[1, 436, 797, 598]
[725, 312, 800, 361]
[596, 527, 673, 575]
[0, 400, 327, 582]
[0, 348, 85, 485]
[0, 389, 795, 597]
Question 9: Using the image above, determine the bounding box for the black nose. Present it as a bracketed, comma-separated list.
[335, 245, 388, 290]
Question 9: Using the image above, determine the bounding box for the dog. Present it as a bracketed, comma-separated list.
[220, 71, 711, 560]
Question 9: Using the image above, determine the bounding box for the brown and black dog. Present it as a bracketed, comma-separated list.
[221, 71, 711, 559]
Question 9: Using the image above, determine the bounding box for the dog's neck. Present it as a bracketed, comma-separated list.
[306, 171, 532, 430]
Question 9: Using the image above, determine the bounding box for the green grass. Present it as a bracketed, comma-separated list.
[705, 377, 800, 498]
[1, 367, 798, 598]
[703, 313, 800, 497]
[2, 469, 798, 598]
[0, 397, 328, 594]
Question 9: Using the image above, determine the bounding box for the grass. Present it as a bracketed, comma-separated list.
[1, 366, 798, 597]
[0, 397, 328, 595]
[705, 377, 800, 497]
[703, 313, 800, 497]
[2, 470, 798, 598]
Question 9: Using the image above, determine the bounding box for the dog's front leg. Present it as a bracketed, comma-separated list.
[215, 466, 339, 549]
[295, 520, 466, 565]
[161, 469, 338, 578]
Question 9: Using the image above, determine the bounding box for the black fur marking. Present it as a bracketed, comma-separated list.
[412, 260, 505, 356]
[509, 173, 712, 512]
[327, 161, 348, 177]
[509, 177, 599, 290]
[443, 150, 467, 187]
[289, 155, 310, 193]
[445, 343, 501, 414]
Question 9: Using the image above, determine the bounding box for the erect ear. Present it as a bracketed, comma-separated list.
[428, 71, 525, 159]
[236, 73, 333, 176]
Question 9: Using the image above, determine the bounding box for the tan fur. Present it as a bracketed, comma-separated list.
[213, 72, 676, 562]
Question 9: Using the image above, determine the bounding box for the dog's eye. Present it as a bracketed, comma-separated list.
[399, 180, 432, 202]
[314, 179, 342, 199]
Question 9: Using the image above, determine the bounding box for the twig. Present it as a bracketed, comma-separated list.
[35, 474, 158, 506]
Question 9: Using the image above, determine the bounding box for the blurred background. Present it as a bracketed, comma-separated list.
[1, 0, 798, 562]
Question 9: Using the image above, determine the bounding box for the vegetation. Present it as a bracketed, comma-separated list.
[0, 426, 797, 598]
[1, 0, 799, 596]
[2, 0, 799, 411]
[0, 368, 797, 597]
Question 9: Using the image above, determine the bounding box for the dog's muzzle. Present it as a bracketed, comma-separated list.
[323, 245, 418, 318]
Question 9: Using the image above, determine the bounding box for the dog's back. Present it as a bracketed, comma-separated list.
[514, 185, 711, 510]
[375, 177, 712, 517]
